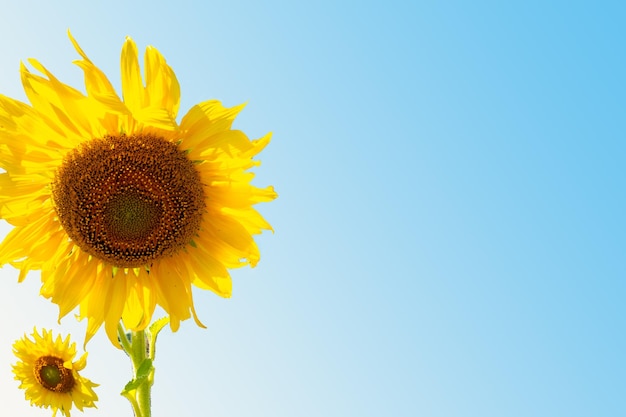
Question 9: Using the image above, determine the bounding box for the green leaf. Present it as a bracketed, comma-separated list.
[121, 358, 154, 394]
[136, 358, 154, 379]
[148, 316, 170, 359]
[149, 316, 169, 337]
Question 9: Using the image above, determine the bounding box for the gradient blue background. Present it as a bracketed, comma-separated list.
[0, 1, 624, 416]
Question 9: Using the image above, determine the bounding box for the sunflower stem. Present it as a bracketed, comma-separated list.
[131, 329, 152, 417]
[118, 323, 132, 353]
[119, 323, 154, 417]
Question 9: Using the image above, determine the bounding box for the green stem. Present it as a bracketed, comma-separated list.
[131, 329, 152, 417]
[118, 324, 154, 417]
[118, 325, 141, 417]
[118, 323, 132, 353]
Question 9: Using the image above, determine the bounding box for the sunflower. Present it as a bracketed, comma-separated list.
[0, 32, 276, 345]
[12, 328, 98, 417]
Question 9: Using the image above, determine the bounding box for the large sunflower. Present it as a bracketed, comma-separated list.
[13, 328, 98, 417]
[0, 33, 276, 345]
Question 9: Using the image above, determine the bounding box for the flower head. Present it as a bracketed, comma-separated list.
[12, 328, 98, 417]
[0, 32, 276, 345]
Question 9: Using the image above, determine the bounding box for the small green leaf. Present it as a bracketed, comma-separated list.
[148, 317, 170, 359]
[122, 378, 141, 393]
[121, 358, 154, 394]
[149, 317, 169, 337]
[137, 358, 153, 377]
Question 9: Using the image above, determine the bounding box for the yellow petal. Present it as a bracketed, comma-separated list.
[179, 100, 246, 151]
[186, 245, 233, 297]
[120, 36, 144, 115]
[104, 270, 130, 347]
[144, 45, 180, 120]
[68, 30, 117, 98]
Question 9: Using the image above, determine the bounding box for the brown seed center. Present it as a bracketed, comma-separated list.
[34, 356, 75, 393]
[103, 191, 162, 241]
[52, 134, 206, 267]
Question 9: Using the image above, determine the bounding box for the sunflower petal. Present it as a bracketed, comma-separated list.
[120, 36, 144, 115]
[144, 45, 180, 120]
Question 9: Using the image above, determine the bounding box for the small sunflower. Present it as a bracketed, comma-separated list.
[0, 32, 276, 345]
[12, 328, 98, 417]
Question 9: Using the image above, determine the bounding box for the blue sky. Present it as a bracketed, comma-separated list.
[0, 1, 624, 416]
